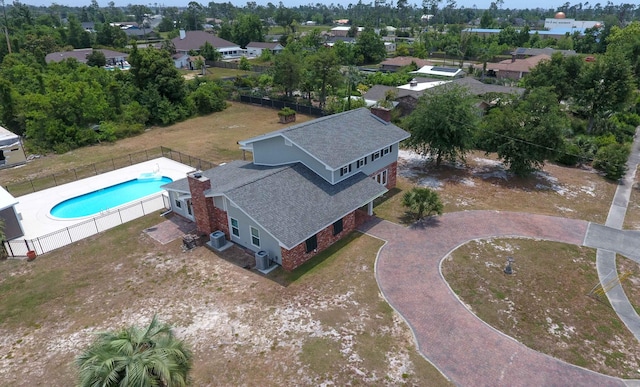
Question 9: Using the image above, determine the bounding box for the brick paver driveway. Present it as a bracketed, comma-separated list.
[359, 210, 625, 387]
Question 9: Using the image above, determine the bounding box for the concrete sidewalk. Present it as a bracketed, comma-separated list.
[590, 126, 640, 343]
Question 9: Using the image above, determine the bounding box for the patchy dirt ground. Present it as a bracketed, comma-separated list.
[442, 238, 640, 379]
[396, 149, 615, 223]
[0, 216, 449, 386]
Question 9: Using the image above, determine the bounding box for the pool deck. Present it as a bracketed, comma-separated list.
[14, 158, 195, 240]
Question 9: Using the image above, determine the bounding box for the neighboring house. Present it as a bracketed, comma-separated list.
[0, 126, 26, 169]
[246, 42, 284, 57]
[0, 186, 24, 241]
[411, 65, 465, 78]
[45, 48, 128, 65]
[172, 52, 190, 69]
[162, 107, 410, 271]
[171, 30, 243, 59]
[331, 26, 362, 37]
[380, 56, 433, 72]
[384, 41, 396, 53]
[363, 77, 525, 116]
[474, 54, 551, 80]
[512, 47, 576, 59]
[324, 36, 357, 47]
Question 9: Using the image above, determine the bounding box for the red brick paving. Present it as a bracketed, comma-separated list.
[359, 210, 624, 387]
[144, 214, 196, 244]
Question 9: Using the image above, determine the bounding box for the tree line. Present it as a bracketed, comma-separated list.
[0, 46, 228, 153]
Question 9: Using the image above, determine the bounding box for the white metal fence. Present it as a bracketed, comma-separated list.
[3, 194, 170, 258]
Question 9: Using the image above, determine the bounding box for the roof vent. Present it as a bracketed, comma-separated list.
[409, 78, 418, 87]
[193, 172, 202, 178]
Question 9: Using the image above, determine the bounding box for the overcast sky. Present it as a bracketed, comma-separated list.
[16, 0, 622, 12]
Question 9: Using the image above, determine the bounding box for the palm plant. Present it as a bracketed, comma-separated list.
[77, 315, 192, 387]
[402, 187, 443, 221]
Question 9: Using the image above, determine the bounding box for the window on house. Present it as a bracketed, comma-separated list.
[231, 218, 239, 237]
[371, 151, 381, 162]
[250, 226, 260, 247]
[375, 170, 388, 186]
[356, 157, 367, 168]
[187, 200, 193, 216]
[340, 164, 352, 176]
[175, 200, 182, 209]
[305, 235, 318, 253]
[382, 145, 392, 155]
[333, 219, 344, 236]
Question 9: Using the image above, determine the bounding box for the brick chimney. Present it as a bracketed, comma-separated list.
[371, 106, 391, 123]
[187, 171, 216, 236]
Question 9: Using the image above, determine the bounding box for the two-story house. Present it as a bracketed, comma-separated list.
[162, 107, 409, 271]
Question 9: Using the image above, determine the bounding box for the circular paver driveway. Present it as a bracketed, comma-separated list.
[360, 210, 625, 387]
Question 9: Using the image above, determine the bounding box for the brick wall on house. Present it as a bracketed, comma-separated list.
[212, 207, 230, 239]
[370, 161, 398, 190]
[187, 173, 216, 236]
[355, 208, 373, 228]
[280, 212, 356, 271]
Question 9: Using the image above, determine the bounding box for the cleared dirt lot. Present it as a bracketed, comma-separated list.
[0, 215, 450, 386]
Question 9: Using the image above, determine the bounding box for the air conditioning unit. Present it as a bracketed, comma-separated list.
[209, 231, 226, 249]
[255, 250, 269, 270]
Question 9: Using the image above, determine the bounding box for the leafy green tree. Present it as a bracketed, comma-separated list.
[333, 40, 355, 65]
[183, 2, 203, 31]
[231, 13, 264, 48]
[189, 81, 227, 115]
[129, 46, 186, 104]
[575, 50, 634, 132]
[403, 84, 479, 166]
[77, 316, 192, 387]
[497, 26, 519, 47]
[199, 41, 221, 62]
[307, 47, 340, 108]
[272, 49, 301, 98]
[355, 27, 386, 64]
[402, 187, 443, 221]
[523, 53, 583, 102]
[66, 14, 91, 48]
[606, 22, 640, 86]
[238, 56, 251, 71]
[593, 142, 630, 180]
[96, 22, 127, 48]
[274, 4, 299, 35]
[479, 88, 567, 176]
[0, 78, 20, 134]
[86, 50, 106, 67]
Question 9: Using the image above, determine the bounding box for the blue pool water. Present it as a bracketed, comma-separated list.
[50, 176, 173, 218]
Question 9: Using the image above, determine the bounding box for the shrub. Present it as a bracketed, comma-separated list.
[402, 187, 443, 221]
[555, 141, 581, 166]
[278, 107, 296, 117]
[593, 143, 630, 180]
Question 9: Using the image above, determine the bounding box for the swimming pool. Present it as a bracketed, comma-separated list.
[50, 176, 173, 218]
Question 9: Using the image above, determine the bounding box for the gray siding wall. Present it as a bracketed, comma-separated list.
[168, 191, 193, 220]
[251, 136, 332, 182]
[332, 143, 400, 183]
[225, 199, 282, 265]
[0, 206, 24, 240]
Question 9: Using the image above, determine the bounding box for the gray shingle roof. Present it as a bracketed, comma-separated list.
[171, 31, 238, 52]
[163, 161, 386, 249]
[45, 49, 128, 63]
[161, 160, 287, 194]
[225, 163, 386, 249]
[242, 108, 409, 170]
